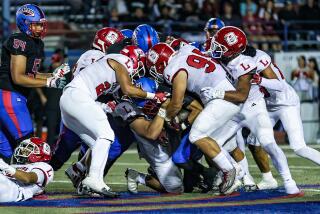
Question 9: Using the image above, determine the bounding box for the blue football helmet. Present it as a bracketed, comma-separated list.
[132, 24, 159, 53]
[121, 29, 134, 39]
[16, 4, 47, 38]
[204, 18, 225, 39]
[189, 41, 205, 52]
[134, 77, 160, 117]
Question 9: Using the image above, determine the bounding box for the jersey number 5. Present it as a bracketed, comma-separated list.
[186, 54, 216, 73]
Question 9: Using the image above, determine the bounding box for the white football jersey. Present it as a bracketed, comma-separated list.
[164, 45, 235, 96]
[10, 162, 54, 197]
[254, 49, 299, 106]
[225, 54, 264, 102]
[67, 54, 134, 100]
[72, 49, 105, 77]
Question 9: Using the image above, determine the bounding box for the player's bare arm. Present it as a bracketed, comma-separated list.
[166, 71, 188, 119]
[223, 74, 252, 103]
[185, 99, 203, 124]
[13, 170, 39, 184]
[110, 59, 148, 98]
[11, 55, 48, 87]
[129, 99, 170, 140]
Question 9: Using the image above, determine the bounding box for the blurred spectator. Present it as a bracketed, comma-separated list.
[240, 0, 258, 17]
[130, 6, 151, 22]
[179, 0, 200, 22]
[278, 1, 299, 24]
[260, 11, 282, 51]
[45, 49, 68, 147]
[221, 1, 241, 26]
[307, 57, 320, 100]
[242, 9, 263, 50]
[107, 0, 129, 18]
[200, 0, 220, 21]
[258, 0, 278, 21]
[291, 55, 314, 101]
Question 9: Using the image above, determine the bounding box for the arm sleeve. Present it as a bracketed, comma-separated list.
[260, 77, 285, 91]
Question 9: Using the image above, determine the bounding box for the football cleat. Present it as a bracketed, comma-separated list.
[223, 178, 242, 195]
[81, 176, 119, 198]
[242, 174, 257, 192]
[125, 168, 139, 194]
[257, 177, 278, 190]
[65, 162, 86, 188]
[284, 179, 300, 195]
[219, 167, 236, 194]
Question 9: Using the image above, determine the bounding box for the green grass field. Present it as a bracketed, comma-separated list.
[1, 144, 320, 213]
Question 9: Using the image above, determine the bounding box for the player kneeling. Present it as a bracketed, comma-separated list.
[0, 137, 53, 202]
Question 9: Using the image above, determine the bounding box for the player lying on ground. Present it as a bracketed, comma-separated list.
[0, 137, 53, 202]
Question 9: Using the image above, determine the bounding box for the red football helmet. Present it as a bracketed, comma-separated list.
[120, 45, 146, 79]
[146, 43, 175, 83]
[13, 137, 51, 164]
[92, 27, 124, 53]
[210, 26, 247, 59]
[169, 38, 188, 51]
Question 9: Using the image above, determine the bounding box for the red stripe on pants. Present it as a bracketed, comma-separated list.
[2, 91, 22, 138]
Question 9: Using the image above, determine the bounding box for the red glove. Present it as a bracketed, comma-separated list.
[154, 92, 168, 103]
[106, 101, 117, 112]
[251, 74, 262, 85]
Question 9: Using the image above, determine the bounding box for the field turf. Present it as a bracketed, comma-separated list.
[0, 145, 319, 213]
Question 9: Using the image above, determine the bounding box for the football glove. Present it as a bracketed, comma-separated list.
[52, 63, 71, 78]
[251, 74, 262, 85]
[47, 76, 67, 89]
[200, 87, 225, 105]
[0, 158, 16, 176]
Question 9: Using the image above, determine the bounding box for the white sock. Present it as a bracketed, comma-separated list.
[212, 151, 234, 172]
[88, 138, 111, 181]
[295, 146, 320, 165]
[222, 148, 237, 164]
[263, 143, 292, 182]
[261, 171, 274, 181]
[238, 156, 250, 176]
[137, 172, 147, 185]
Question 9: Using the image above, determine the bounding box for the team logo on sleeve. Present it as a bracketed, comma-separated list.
[147, 50, 159, 64]
[224, 32, 238, 46]
[105, 31, 119, 44]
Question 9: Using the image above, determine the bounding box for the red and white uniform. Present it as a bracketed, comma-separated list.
[60, 54, 133, 146]
[0, 162, 53, 202]
[248, 50, 310, 153]
[73, 50, 105, 77]
[164, 45, 240, 143]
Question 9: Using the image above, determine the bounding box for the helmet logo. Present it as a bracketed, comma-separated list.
[148, 50, 159, 64]
[20, 7, 35, 16]
[224, 32, 238, 46]
[43, 143, 51, 155]
[106, 31, 119, 44]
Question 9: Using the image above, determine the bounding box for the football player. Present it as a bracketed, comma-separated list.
[59, 44, 166, 197]
[0, 4, 69, 161]
[246, 45, 320, 186]
[113, 77, 183, 193]
[146, 43, 247, 194]
[207, 26, 300, 195]
[0, 137, 53, 202]
[204, 18, 225, 40]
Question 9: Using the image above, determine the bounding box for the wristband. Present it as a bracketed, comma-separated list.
[146, 92, 155, 100]
[157, 108, 167, 119]
[181, 120, 191, 130]
[46, 77, 53, 87]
